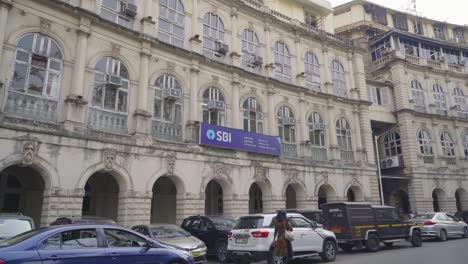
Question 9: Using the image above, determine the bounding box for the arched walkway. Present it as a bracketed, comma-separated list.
[285, 183, 307, 209]
[151, 176, 177, 224]
[455, 188, 468, 212]
[285, 185, 296, 209]
[205, 180, 223, 216]
[346, 185, 364, 202]
[0, 165, 45, 226]
[317, 184, 336, 209]
[432, 188, 446, 212]
[82, 172, 119, 221]
[249, 183, 263, 214]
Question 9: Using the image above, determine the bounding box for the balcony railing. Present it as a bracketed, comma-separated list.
[88, 108, 128, 134]
[457, 111, 468, 119]
[282, 143, 297, 158]
[435, 109, 448, 116]
[427, 59, 442, 69]
[152, 120, 182, 142]
[340, 150, 354, 163]
[422, 155, 434, 164]
[441, 156, 457, 165]
[448, 64, 462, 72]
[311, 146, 327, 161]
[414, 105, 426, 113]
[4, 91, 58, 122]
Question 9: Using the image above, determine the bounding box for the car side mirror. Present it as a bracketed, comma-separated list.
[146, 240, 158, 248]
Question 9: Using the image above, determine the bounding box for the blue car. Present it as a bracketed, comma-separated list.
[0, 224, 195, 264]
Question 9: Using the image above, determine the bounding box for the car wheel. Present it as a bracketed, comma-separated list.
[383, 242, 393, 247]
[365, 233, 380, 252]
[462, 227, 468, 238]
[439, 229, 448, 242]
[216, 241, 228, 263]
[319, 240, 337, 262]
[339, 244, 354, 252]
[410, 230, 423, 247]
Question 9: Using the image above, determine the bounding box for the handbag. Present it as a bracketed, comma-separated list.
[284, 222, 294, 241]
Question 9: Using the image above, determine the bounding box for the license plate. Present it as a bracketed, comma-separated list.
[236, 238, 248, 244]
[192, 252, 200, 257]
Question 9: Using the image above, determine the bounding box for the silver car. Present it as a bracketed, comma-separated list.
[132, 224, 207, 263]
[413, 212, 468, 241]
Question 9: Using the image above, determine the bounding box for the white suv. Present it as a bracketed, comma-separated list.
[227, 213, 337, 263]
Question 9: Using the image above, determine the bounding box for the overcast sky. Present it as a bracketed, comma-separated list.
[329, 0, 468, 25]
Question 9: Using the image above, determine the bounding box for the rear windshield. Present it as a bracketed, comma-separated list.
[0, 219, 33, 239]
[0, 229, 43, 248]
[414, 214, 434, 219]
[233, 217, 264, 229]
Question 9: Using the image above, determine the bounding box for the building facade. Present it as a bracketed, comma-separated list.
[334, 0, 468, 215]
[0, 0, 380, 227]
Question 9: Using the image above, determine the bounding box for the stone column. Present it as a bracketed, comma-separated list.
[352, 52, 368, 101]
[189, 0, 202, 53]
[397, 112, 419, 168]
[326, 101, 339, 160]
[390, 63, 411, 111]
[347, 54, 358, 99]
[141, 0, 155, 36]
[187, 63, 200, 142]
[230, 8, 241, 67]
[117, 192, 152, 227]
[267, 85, 277, 136]
[134, 44, 152, 136]
[0, 0, 12, 65]
[264, 24, 275, 78]
[224, 194, 249, 217]
[352, 106, 364, 162]
[358, 105, 375, 164]
[294, 36, 304, 87]
[454, 123, 465, 159]
[40, 188, 84, 227]
[65, 18, 91, 126]
[231, 74, 241, 129]
[298, 94, 308, 143]
[321, 47, 332, 94]
[176, 193, 204, 225]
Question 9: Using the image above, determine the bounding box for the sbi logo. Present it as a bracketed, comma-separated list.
[206, 129, 232, 143]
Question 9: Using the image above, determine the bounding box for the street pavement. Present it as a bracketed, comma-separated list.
[208, 238, 468, 264]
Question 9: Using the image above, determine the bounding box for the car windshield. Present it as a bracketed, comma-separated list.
[151, 225, 190, 238]
[234, 217, 264, 229]
[0, 219, 33, 239]
[414, 213, 435, 219]
[211, 217, 237, 230]
[0, 229, 43, 247]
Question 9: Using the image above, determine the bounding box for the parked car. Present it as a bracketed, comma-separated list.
[0, 213, 35, 241]
[227, 213, 337, 263]
[284, 209, 324, 227]
[182, 215, 237, 262]
[50, 216, 117, 225]
[0, 224, 195, 264]
[132, 224, 207, 263]
[412, 212, 468, 241]
[455, 211, 468, 224]
[321, 202, 423, 252]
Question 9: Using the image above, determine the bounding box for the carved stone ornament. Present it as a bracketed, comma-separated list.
[351, 173, 359, 185]
[22, 142, 38, 166]
[102, 149, 117, 171]
[165, 152, 177, 175]
[253, 162, 268, 182]
[212, 162, 228, 179]
[434, 178, 440, 188]
[288, 168, 300, 183]
[111, 43, 121, 57]
[322, 171, 329, 184]
[40, 18, 51, 35]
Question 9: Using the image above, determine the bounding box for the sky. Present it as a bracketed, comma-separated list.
[329, 0, 468, 26]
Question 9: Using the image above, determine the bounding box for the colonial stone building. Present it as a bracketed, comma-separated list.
[334, 0, 468, 214]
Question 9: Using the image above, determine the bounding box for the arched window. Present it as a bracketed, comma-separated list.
[304, 52, 320, 91]
[410, 80, 425, 112]
[242, 97, 263, 133]
[383, 131, 402, 157]
[152, 74, 183, 141]
[241, 29, 261, 73]
[101, 0, 136, 29]
[6, 33, 63, 122]
[440, 132, 455, 157]
[417, 129, 433, 156]
[273, 41, 292, 82]
[307, 112, 326, 147]
[158, 0, 185, 48]
[330, 60, 347, 97]
[463, 133, 468, 157]
[89, 57, 129, 134]
[277, 106, 296, 144]
[432, 84, 447, 116]
[203, 13, 226, 61]
[336, 117, 352, 151]
[453, 87, 467, 115]
[202, 87, 225, 126]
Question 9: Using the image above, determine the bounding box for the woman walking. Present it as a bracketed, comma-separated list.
[273, 210, 293, 264]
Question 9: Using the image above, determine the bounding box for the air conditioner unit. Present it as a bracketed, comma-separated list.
[311, 123, 326, 130]
[282, 117, 296, 126]
[163, 88, 182, 100]
[207, 100, 225, 110]
[107, 75, 122, 87]
[215, 41, 229, 55]
[124, 3, 137, 17]
[251, 55, 263, 66]
[380, 156, 400, 169]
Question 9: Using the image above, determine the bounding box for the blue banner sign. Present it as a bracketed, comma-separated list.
[199, 123, 281, 156]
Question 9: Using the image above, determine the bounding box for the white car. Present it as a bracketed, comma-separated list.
[227, 213, 337, 263]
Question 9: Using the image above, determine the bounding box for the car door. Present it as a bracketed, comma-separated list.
[446, 214, 464, 235]
[374, 208, 393, 238]
[38, 228, 106, 264]
[436, 213, 452, 235]
[290, 217, 322, 253]
[186, 218, 213, 250]
[103, 228, 157, 264]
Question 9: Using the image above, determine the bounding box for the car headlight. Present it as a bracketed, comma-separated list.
[180, 250, 194, 260]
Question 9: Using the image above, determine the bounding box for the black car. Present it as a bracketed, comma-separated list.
[455, 211, 468, 224]
[50, 216, 117, 226]
[321, 202, 423, 252]
[181, 215, 237, 262]
[0, 213, 35, 240]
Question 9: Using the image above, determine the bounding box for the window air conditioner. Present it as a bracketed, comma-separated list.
[215, 41, 229, 55]
[282, 117, 296, 126]
[380, 156, 400, 169]
[124, 3, 138, 17]
[251, 55, 263, 66]
[311, 123, 326, 130]
[107, 75, 122, 87]
[163, 88, 182, 100]
[208, 100, 225, 110]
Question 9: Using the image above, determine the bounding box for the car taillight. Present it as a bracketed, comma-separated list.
[424, 221, 435, 226]
[227, 232, 232, 238]
[251, 231, 269, 238]
[0, 259, 4, 264]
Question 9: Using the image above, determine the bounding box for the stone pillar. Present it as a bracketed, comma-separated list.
[352, 52, 368, 101]
[298, 94, 308, 143]
[267, 85, 277, 136]
[176, 193, 204, 225]
[264, 24, 275, 78]
[321, 47, 332, 94]
[352, 107, 364, 161]
[134, 45, 152, 136]
[326, 102, 339, 160]
[231, 75, 241, 129]
[358, 105, 375, 164]
[224, 195, 249, 217]
[141, 0, 155, 36]
[0, 0, 12, 65]
[263, 196, 285, 214]
[347, 54, 358, 99]
[294, 37, 304, 87]
[230, 8, 241, 67]
[454, 123, 466, 159]
[117, 192, 152, 227]
[40, 188, 84, 227]
[397, 112, 419, 168]
[65, 18, 91, 125]
[187, 63, 200, 142]
[189, 0, 202, 53]
[390, 64, 411, 111]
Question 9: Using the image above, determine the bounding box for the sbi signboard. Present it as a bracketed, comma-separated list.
[200, 123, 281, 156]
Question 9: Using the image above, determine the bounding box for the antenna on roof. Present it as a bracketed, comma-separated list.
[405, 0, 421, 17]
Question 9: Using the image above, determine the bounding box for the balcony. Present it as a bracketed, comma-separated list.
[88, 108, 128, 134]
[152, 120, 183, 142]
[282, 143, 298, 158]
[4, 91, 58, 122]
[440, 156, 457, 165]
[457, 111, 468, 119]
[311, 146, 327, 161]
[340, 150, 354, 163]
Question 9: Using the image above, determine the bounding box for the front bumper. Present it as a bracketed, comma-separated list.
[228, 250, 269, 262]
[421, 226, 440, 238]
[193, 255, 207, 264]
